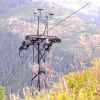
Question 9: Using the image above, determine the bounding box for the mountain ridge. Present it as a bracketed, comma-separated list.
[0, 0, 100, 93]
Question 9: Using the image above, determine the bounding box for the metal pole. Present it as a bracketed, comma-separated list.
[47, 17, 48, 36]
[37, 9, 42, 35]
[37, 43, 41, 91]
[33, 45, 34, 62]
[37, 16, 40, 35]
[37, 9, 43, 90]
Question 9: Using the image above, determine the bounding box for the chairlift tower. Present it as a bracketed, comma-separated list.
[19, 8, 61, 91]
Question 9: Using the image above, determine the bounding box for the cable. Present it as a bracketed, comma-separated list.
[5, 48, 31, 86]
[46, 2, 91, 33]
[5, 49, 28, 85]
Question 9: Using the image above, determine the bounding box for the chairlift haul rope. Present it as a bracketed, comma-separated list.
[47, 2, 91, 33]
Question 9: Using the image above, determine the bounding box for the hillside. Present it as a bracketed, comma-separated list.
[0, 58, 100, 99]
[0, 0, 100, 94]
[23, 58, 100, 100]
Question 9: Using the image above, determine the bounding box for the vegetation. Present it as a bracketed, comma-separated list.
[7, 58, 100, 100]
[0, 0, 100, 92]
[0, 86, 6, 100]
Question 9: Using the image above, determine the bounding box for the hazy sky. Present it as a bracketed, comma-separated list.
[44, 0, 100, 18]
[45, 0, 100, 7]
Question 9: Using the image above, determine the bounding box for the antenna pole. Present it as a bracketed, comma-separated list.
[37, 9, 43, 35]
[46, 16, 49, 36]
[37, 16, 40, 35]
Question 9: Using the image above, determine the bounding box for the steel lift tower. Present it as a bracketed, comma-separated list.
[19, 8, 61, 91]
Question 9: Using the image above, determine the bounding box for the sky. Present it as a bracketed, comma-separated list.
[45, 0, 100, 7]
[44, 0, 100, 18]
